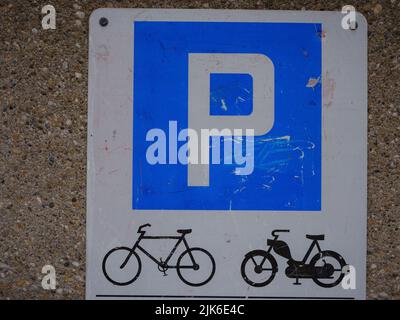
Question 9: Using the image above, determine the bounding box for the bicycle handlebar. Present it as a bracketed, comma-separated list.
[271, 229, 290, 237]
[137, 223, 151, 234]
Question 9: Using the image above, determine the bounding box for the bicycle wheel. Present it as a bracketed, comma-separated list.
[241, 250, 277, 287]
[176, 248, 215, 287]
[310, 250, 347, 288]
[102, 247, 142, 286]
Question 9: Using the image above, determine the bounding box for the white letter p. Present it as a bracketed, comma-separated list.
[188, 53, 274, 186]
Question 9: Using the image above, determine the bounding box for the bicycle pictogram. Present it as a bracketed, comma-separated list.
[102, 224, 216, 287]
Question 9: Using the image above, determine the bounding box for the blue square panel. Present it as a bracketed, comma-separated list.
[133, 22, 322, 211]
[210, 73, 253, 116]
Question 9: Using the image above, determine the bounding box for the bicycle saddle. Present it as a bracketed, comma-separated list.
[177, 229, 192, 234]
[306, 234, 324, 241]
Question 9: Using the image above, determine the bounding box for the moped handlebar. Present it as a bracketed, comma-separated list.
[137, 223, 151, 234]
[271, 229, 290, 237]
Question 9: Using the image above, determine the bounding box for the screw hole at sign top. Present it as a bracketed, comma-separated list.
[99, 17, 109, 27]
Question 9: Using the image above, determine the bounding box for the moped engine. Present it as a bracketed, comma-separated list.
[285, 262, 334, 279]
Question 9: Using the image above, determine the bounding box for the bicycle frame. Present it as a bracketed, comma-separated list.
[130, 233, 196, 269]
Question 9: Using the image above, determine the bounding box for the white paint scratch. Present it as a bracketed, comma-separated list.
[259, 135, 291, 142]
[233, 186, 247, 194]
[306, 76, 321, 88]
[293, 146, 305, 159]
[221, 99, 227, 111]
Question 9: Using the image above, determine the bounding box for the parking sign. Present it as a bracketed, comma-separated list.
[87, 9, 367, 299]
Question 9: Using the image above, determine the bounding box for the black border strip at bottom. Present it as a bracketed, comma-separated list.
[96, 294, 355, 300]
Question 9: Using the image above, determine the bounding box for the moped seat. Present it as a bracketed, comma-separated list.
[306, 234, 324, 241]
[177, 229, 192, 234]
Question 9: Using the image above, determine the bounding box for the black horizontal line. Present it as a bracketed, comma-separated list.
[96, 294, 355, 300]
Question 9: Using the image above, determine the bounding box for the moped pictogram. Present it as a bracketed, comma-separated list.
[241, 229, 347, 288]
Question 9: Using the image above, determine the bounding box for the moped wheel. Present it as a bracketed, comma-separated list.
[176, 248, 215, 287]
[102, 247, 142, 286]
[310, 250, 347, 288]
[241, 250, 277, 287]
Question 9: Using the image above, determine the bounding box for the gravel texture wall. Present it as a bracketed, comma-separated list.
[0, 0, 399, 299]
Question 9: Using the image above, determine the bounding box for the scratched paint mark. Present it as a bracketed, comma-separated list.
[95, 44, 110, 62]
[233, 186, 247, 194]
[323, 71, 335, 107]
[262, 176, 276, 190]
[221, 99, 227, 111]
[101, 145, 133, 153]
[221, 135, 317, 192]
[306, 76, 321, 89]
[316, 30, 327, 39]
[293, 146, 305, 159]
[210, 73, 253, 116]
[259, 135, 291, 142]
